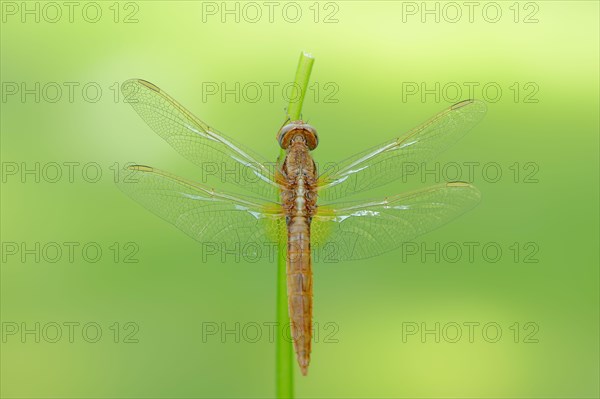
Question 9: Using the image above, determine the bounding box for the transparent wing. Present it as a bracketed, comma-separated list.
[311, 183, 480, 262]
[318, 100, 487, 201]
[122, 79, 280, 200]
[118, 165, 285, 260]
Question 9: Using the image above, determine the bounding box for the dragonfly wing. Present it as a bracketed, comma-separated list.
[118, 165, 285, 260]
[122, 79, 280, 200]
[311, 183, 480, 262]
[317, 100, 487, 201]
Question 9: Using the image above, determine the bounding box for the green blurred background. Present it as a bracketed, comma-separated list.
[1, 1, 598, 397]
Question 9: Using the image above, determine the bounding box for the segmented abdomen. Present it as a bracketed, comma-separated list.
[286, 214, 312, 376]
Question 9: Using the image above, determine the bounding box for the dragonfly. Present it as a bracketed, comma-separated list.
[118, 79, 486, 376]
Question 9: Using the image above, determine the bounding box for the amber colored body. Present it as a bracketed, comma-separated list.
[277, 128, 319, 376]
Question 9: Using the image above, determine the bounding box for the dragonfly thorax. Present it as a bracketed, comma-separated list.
[277, 121, 318, 150]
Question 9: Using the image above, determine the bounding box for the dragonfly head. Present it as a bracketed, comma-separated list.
[277, 121, 319, 150]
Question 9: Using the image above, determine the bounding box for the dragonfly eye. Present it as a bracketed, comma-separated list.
[277, 121, 319, 150]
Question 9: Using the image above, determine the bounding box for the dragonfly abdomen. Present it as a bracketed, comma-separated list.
[286, 214, 313, 376]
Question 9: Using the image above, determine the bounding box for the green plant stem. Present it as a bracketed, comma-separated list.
[276, 51, 314, 399]
[287, 52, 315, 123]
